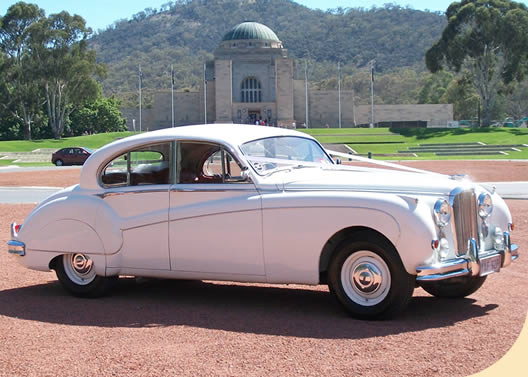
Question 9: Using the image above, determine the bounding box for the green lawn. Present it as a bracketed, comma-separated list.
[1, 128, 528, 166]
[301, 127, 528, 160]
[0, 132, 137, 152]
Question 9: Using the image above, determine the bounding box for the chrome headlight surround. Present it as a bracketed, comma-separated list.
[433, 199, 452, 227]
[478, 193, 493, 219]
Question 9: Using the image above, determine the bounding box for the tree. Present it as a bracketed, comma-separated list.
[425, 0, 528, 126]
[0, 2, 45, 140]
[68, 96, 127, 136]
[30, 11, 105, 139]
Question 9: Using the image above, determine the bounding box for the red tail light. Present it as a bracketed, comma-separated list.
[14, 224, 22, 233]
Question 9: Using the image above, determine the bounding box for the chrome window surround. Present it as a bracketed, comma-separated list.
[175, 140, 250, 185]
[98, 141, 175, 189]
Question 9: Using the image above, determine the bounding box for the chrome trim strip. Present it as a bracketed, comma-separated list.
[8, 240, 25, 256]
[170, 187, 256, 193]
[96, 188, 170, 199]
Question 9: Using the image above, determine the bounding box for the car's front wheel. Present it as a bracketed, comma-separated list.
[55, 253, 115, 297]
[328, 233, 415, 319]
[419, 276, 487, 298]
[54, 159, 63, 166]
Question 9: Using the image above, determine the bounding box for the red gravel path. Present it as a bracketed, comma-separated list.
[0, 164, 527, 377]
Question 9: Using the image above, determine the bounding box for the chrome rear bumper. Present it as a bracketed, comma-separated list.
[8, 240, 25, 256]
[416, 236, 519, 282]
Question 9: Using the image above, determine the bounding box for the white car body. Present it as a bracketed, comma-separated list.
[8, 124, 519, 319]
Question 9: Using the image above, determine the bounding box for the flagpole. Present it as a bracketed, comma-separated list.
[171, 64, 175, 128]
[304, 60, 309, 128]
[203, 63, 207, 124]
[370, 60, 375, 128]
[338, 62, 342, 129]
[138, 64, 142, 133]
[352, 89, 357, 127]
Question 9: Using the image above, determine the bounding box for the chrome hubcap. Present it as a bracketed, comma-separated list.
[352, 263, 382, 294]
[341, 250, 391, 306]
[72, 254, 93, 275]
[63, 253, 96, 286]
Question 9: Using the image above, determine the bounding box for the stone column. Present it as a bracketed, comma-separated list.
[215, 59, 233, 123]
[275, 58, 295, 127]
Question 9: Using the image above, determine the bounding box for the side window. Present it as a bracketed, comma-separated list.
[178, 142, 248, 184]
[101, 143, 172, 187]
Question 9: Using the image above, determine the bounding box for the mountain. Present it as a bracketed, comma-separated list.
[90, 0, 446, 96]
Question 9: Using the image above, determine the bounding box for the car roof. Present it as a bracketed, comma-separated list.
[80, 124, 315, 189]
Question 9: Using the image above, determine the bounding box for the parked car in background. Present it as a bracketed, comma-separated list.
[51, 147, 93, 166]
[9, 124, 519, 319]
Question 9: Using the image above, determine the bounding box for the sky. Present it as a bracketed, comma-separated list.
[0, 0, 496, 33]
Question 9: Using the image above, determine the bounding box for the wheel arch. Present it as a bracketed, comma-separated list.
[319, 226, 398, 284]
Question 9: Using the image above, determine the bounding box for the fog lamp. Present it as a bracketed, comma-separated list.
[493, 227, 504, 251]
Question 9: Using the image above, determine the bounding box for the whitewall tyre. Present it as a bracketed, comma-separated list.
[55, 254, 115, 297]
[328, 233, 415, 319]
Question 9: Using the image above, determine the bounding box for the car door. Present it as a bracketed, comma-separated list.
[99, 142, 173, 270]
[72, 148, 82, 164]
[169, 141, 264, 277]
[63, 148, 74, 164]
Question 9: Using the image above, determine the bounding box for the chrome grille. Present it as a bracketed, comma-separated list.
[452, 190, 479, 256]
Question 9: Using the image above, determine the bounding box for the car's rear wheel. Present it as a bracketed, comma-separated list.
[55, 254, 114, 297]
[54, 159, 63, 166]
[328, 233, 415, 319]
[420, 276, 487, 298]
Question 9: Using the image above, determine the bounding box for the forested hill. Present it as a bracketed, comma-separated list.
[90, 0, 446, 94]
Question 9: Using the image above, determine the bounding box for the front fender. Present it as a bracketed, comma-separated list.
[261, 191, 437, 283]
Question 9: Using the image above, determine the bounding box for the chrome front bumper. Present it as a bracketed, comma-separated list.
[416, 233, 519, 282]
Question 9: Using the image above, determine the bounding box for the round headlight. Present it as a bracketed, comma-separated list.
[478, 193, 493, 219]
[434, 199, 452, 227]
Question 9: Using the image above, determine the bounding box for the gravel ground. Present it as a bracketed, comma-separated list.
[0, 163, 527, 377]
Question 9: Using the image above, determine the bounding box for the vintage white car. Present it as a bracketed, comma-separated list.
[8, 124, 519, 319]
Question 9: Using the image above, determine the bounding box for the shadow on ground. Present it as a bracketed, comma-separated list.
[0, 278, 498, 339]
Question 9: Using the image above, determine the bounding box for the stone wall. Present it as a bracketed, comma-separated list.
[121, 80, 453, 130]
[293, 80, 453, 128]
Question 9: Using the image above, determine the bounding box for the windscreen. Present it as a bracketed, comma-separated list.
[240, 136, 333, 175]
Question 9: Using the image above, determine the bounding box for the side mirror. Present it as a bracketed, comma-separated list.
[336, 158, 342, 165]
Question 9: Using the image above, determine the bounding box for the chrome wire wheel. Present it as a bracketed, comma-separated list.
[340, 250, 391, 307]
[62, 253, 96, 286]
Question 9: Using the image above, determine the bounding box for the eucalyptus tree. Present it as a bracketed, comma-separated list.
[30, 11, 105, 139]
[0, 2, 45, 140]
[425, 0, 528, 126]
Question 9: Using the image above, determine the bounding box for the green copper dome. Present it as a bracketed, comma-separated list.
[222, 22, 280, 42]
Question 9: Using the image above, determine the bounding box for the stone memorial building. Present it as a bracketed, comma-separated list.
[123, 21, 453, 130]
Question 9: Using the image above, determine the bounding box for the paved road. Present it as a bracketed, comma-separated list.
[0, 181, 526, 203]
[0, 186, 64, 203]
